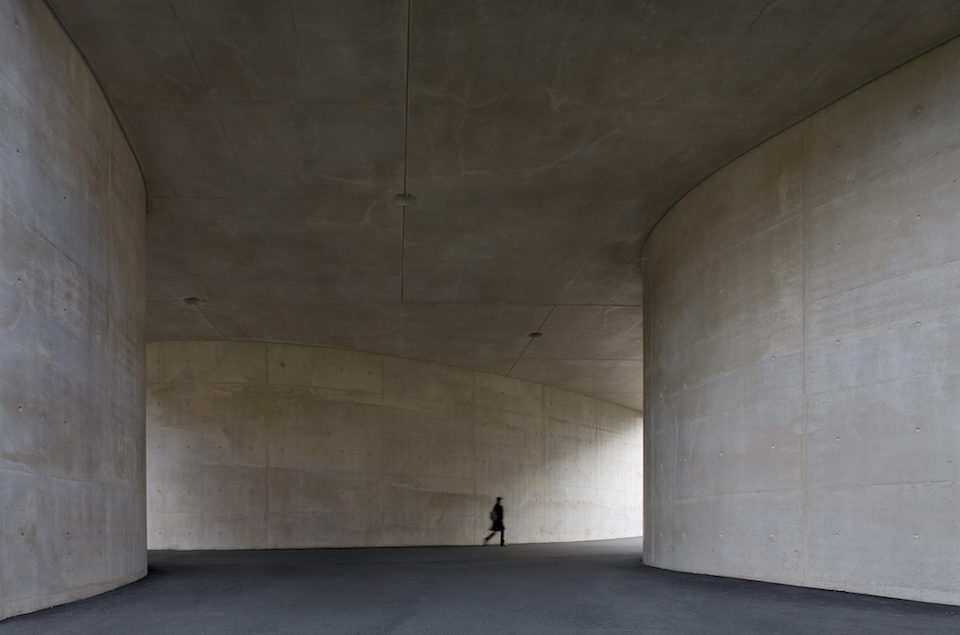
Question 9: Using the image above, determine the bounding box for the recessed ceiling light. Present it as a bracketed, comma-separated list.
[393, 192, 417, 207]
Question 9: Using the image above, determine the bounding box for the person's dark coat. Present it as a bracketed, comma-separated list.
[490, 502, 504, 531]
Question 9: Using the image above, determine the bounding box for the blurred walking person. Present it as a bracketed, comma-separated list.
[483, 497, 505, 546]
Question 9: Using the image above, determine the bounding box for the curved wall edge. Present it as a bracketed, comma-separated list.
[643, 37, 960, 604]
[146, 340, 643, 548]
[0, 0, 147, 621]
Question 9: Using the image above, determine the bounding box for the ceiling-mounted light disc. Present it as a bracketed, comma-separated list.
[393, 192, 418, 207]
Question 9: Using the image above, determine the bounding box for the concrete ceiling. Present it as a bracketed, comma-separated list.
[49, 1, 960, 411]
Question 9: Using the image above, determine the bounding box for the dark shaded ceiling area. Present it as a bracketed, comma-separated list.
[48, 0, 960, 410]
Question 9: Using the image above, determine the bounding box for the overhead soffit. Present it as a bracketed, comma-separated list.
[47, 0, 960, 411]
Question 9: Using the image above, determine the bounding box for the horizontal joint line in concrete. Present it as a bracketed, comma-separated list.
[804, 139, 960, 214]
[0, 465, 142, 491]
[804, 479, 957, 492]
[673, 487, 804, 500]
[657, 306, 796, 360]
[519, 357, 643, 362]
[802, 370, 959, 397]
[804, 254, 960, 306]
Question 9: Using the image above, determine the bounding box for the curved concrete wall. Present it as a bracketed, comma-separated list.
[643, 38, 960, 604]
[146, 341, 642, 548]
[0, 1, 146, 621]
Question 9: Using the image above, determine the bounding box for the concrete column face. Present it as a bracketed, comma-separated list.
[0, 1, 147, 621]
[643, 38, 960, 605]
[146, 341, 643, 548]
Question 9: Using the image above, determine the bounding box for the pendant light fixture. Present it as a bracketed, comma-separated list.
[393, 0, 416, 302]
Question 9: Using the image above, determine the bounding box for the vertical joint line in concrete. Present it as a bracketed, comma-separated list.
[378, 356, 385, 546]
[264, 344, 271, 545]
[799, 123, 808, 584]
[471, 372, 478, 501]
[540, 383, 546, 538]
[506, 305, 556, 376]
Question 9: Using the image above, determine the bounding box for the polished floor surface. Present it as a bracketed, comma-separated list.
[2, 538, 959, 634]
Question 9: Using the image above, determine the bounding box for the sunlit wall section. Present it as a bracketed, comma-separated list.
[146, 341, 642, 548]
[643, 38, 960, 604]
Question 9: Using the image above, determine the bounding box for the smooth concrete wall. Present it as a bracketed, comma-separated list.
[146, 341, 642, 548]
[0, 0, 146, 621]
[643, 38, 960, 604]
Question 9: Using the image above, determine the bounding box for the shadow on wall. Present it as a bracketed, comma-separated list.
[145, 341, 643, 549]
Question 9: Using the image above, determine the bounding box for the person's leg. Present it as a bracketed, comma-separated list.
[483, 532, 493, 544]
[499, 529, 505, 546]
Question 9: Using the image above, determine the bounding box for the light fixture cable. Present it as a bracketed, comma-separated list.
[402, 0, 411, 194]
[399, 0, 413, 302]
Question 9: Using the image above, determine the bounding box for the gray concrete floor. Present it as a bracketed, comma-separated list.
[2, 538, 959, 634]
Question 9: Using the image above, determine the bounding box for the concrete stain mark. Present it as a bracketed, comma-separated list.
[545, 1, 587, 112]
[801, 8, 877, 99]
[213, 111, 237, 166]
[530, 122, 627, 178]
[0, 290, 23, 329]
[610, 1, 652, 102]
[747, 0, 780, 33]
[557, 202, 639, 298]
[223, 39, 266, 91]
[167, 1, 208, 91]
[286, 0, 304, 73]
[219, 423, 259, 451]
